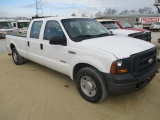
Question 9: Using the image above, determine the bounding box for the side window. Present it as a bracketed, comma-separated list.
[30, 21, 43, 39]
[43, 21, 64, 40]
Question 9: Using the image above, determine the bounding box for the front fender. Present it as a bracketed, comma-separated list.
[70, 55, 111, 79]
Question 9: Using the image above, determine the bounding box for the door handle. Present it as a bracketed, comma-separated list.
[27, 41, 30, 47]
[40, 43, 43, 50]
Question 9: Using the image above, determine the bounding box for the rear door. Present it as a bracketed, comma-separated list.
[26, 20, 44, 65]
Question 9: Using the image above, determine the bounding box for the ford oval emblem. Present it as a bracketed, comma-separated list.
[148, 58, 153, 64]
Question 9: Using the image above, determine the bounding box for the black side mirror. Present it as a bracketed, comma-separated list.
[49, 35, 67, 46]
[49, 36, 63, 45]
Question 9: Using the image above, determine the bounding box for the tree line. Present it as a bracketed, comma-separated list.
[95, 7, 159, 18]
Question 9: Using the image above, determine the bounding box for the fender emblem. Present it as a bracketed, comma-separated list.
[148, 58, 153, 64]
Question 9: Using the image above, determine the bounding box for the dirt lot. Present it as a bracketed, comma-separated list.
[0, 32, 160, 120]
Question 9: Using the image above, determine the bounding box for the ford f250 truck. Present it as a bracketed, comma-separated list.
[6, 17, 158, 103]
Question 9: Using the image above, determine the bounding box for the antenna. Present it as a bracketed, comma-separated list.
[35, 0, 43, 16]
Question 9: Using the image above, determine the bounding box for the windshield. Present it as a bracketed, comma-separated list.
[61, 18, 111, 42]
[17, 22, 30, 28]
[0, 22, 13, 29]
[119, 21, 133, 28]
[100, 21, 119, 29]
[156, 22, 160, 25]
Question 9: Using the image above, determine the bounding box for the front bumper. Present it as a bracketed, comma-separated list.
[103, 63, 158, 94]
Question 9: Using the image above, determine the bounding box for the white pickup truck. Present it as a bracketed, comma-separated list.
[6, 17, 158, 103]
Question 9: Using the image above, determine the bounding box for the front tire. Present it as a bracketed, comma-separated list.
[12, 48, 25, 65]
[76, 67, 108, 103]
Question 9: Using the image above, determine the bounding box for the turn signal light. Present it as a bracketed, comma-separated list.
[117, 69, 128, 74]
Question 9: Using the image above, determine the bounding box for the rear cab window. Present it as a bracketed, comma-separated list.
[30, 21, 43, 39]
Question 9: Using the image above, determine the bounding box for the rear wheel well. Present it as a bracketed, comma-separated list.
[10, 44, 15, 50]
[73, 63, 99, 80]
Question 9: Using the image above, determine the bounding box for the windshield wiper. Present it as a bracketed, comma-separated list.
[124, 27, 133, 28]
[75, 35, 96, 38]
[96, 33, 110, 37]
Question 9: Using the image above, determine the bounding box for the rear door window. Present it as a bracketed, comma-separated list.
[30, 21, 43, 39]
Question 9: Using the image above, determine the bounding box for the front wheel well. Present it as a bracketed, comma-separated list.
[10, 44, 15, 50]
[73, 63, 100, 80]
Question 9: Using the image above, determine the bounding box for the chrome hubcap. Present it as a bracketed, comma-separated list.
[80, 76, 97, 97]
[13, 52, 18, 62]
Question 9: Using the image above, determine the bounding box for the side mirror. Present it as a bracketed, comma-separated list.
[49, 35, 67, 46]
[49, 36, 63, 45]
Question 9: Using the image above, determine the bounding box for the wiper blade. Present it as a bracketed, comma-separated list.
[96, 33, 110, 36]
[75, 35, 96, 38]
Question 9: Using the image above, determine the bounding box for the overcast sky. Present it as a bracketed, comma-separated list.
[0, 0, 158, 17]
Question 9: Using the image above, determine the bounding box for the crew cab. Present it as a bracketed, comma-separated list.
[98, 19, 151, 42]
[6, 17, 158, 103]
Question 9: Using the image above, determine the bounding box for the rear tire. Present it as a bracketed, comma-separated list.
[12, 47, 25, 65]
[76, 67, 108, 103]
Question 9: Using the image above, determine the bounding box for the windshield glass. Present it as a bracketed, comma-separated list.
[0, 22, 13, 29]
[17, 22, 30, 28]
[100, 21, 119, 29]
[119, 21, 132, 28]
[156, 22, 160, 25]
[61, 18, 111, 42]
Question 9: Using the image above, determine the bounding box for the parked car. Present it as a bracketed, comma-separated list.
[98, 19, 151, 42]
[0, 20, 15, 38]
[6, 17, 158, 103]
[133, 22, 143, 29]
[150, 22, 160, 31]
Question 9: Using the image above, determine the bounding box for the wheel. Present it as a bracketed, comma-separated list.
[12, 47, 25, 65]
[76, 67, 108, 103]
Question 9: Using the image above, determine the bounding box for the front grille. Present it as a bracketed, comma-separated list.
[128, 32, 151, 42]
[130, 47, 157, 76]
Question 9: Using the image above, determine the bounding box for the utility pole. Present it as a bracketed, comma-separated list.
[35, 0, 43, 16]
[154, 0, 160, 13]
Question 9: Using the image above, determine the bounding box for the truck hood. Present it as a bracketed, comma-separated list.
[125, 27, 149, 32]
[80, 36, 154, 59]
[110, 29, 140, 37]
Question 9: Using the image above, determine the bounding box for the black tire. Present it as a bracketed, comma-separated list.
[12, 47, 25, 65]
[76, 67, 108, 103]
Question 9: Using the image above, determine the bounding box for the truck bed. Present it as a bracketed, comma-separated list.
[6, 32, 27, 38]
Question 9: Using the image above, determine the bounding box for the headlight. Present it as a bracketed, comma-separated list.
[110, 58, 131, 74]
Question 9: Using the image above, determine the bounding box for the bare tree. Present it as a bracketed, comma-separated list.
[82, 13, 87, 17]
[71, 13, 76, 16]
[95, 11, 103, 18]
[138, 7, 154, 14]
[138, 8, 145, 14]
[130, 9, 137, 14]
[119, 10, 130, 15]
[103, 8, 117, 15]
